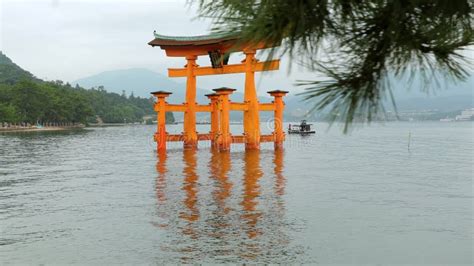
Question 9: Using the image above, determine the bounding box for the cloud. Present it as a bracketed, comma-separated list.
[0, 0, 313, 95]
[1, 0, 470, 96]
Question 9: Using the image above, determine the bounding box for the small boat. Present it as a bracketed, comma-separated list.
[288, 120, 316, 134]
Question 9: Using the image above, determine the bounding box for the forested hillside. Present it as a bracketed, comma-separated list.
[0, 52, 174, 125]
[0, 51, 38, 84]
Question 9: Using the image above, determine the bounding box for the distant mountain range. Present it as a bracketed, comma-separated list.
[73, 68, 271, 120]
[73, 68, 260, 104]
[73, 68, 473, 119]
[74, 68, 208, 102]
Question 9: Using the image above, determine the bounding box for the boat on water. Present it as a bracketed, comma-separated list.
[288, 120, 316, 134]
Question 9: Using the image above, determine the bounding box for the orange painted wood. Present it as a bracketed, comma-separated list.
[195, 105, 212, 112]
[161, 42, 236, 57]
[230, 102, 248, 111]
[168, 60, 280, 77]
[166, 104, 187, 112]
[157, 98, 166, 150]
[260, 134, 275, 142]
[206, 94, 219, 148]
[167, 134, 184, 142]
[231, 135, 246, 143]
[151, 91, 172, 151]
[214, 88, 235, 151]
[183, 56, 198, 148]
[159, 41, 270, 57]
[150, 37, 290, 151]
[258, 103, 276, 111]
[243, 50, 260, 149]
[197, 133, 212, 140]
[268, 90, 289, 149]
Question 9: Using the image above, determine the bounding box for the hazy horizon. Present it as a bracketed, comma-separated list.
[1, 0, 472, 96]
[0, 0, 317, 94]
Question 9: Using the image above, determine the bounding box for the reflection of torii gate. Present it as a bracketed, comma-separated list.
[148, 32, 288, 151]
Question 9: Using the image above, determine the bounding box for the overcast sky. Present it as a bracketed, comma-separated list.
[0, 0, 315, 96]
[1, 0, 472, 97]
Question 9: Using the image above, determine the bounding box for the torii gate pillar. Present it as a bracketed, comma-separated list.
[214, 87, 236, 151]
[183, 55, 198, 149]
[206, 93, 220, 149]
[243, 49, 260, 149]
[151, 91, 172, 151]
[268, 90, 289, 149]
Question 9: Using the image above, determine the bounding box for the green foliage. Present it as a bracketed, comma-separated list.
[0, 52, 173, 125]
[0, 103, 19, 123]
[0, 80, 94, 124]
[79, 85, 155, 123]
[195, 0, 473, 131]
[0, 51, 37, 84]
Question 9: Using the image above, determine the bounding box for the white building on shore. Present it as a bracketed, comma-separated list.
[455, 108, 474, 121]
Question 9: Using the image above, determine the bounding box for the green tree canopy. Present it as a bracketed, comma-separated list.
[0, 52, 173, 125]
[195, 0, 473, 131]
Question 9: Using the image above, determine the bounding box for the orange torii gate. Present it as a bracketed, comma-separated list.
[148, 32, 288, 151]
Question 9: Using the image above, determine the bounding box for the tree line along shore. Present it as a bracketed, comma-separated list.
[0, 52, 175, 130]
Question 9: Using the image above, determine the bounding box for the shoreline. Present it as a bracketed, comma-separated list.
[0, 126, 85, 133]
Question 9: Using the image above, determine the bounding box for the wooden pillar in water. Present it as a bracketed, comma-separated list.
[151, 91, 172, 151]
[184, 55, 198, 149]
[243, 49, 260, 150]
[214, 87, 235, 151]
[206, 93, 219, 149]
[268, 90, 288, 149]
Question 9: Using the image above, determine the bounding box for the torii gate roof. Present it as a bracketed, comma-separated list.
[148, 32, 238, 47]
[148, 32, 273, 57]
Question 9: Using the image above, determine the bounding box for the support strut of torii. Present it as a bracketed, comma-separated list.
[148, 32, 288, 151]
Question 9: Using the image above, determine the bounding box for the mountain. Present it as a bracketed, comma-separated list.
[393, 94, 473, 111]
[72, 68, 272, 120]
[0, 53, 169, 124]
[73, 68, 276, 102]
[386, 73, 473, 111]
[388, 72, 473, 99]
[0, 51, 38, 84]
[73, 67, 473, 121]
[286, 74, 473, 116]
[73, 68, 214, 103]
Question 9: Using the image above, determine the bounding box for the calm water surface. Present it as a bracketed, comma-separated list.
[0, 122, 472, 264]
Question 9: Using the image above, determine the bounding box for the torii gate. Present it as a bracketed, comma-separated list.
[148, 32, 288, 151]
